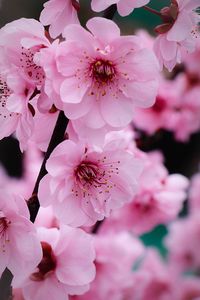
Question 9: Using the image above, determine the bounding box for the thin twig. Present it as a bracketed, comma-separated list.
[143, 5, 161, 17]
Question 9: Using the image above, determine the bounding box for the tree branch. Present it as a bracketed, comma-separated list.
[28, 111, 69, 223]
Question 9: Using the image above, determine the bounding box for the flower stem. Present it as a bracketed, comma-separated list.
[143, 5, 162, 17]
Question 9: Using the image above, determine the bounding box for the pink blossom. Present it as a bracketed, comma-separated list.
[72, 232, 144, 300]
[21, 226, 95, 300]
[133, 74, 200, 141]
[183, 38, 200, 78]
[91, 0, 150, 16]
[0, 18, 50, 90]
[137, 250, 174, 300]
[172, 277, 200, 300]
[40, 0, 80, 38]
[154, 0, 200, 71]
[100, 151, 188, 235]
[30, 108, 59, 151]
[39, 17, 159, 128]
[0, 73, 34, 151]
[0, 190, 42, 287]
[132, 76, 186, 136]
[38, 137, 143, 227]
[0, 18, 51, 149]
[165, 212, 200, 274]
[189, 172, 200, 213]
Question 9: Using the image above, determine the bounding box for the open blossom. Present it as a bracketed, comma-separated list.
[0, 18, 51, 149]
[91, 0, 150, 16]
[0, 190, 42, 287]
[154, 0, 200, 71]
[0, 73, 35, 150]
[100, 151, 189, 235]
[40, 0, 80, 38]
[38, 137, 143, 227]
[39, 17, 159, 128]
[21, 226, 95, 300]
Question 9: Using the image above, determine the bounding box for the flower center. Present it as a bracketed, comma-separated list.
[152, 96, 166, 113]
[20, 46, 45, 86]
[75, 162, 102, 186]
[91, 59, 116, 84]
[0, 213, 10, 252]
[31, 242, 57, 281]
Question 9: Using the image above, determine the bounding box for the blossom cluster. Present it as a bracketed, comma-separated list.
[0, 0, 200, 299]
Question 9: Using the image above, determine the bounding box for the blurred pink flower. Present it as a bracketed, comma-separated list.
[72, 232, 144, 300]
[100, 151, 188, 234]
[91, 0, 150, 16]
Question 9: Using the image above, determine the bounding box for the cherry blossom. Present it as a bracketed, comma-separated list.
[72, 232, 144, 300]
[40, 0, 80, 39]
[0, 190, 42, 287]
[100, 151, 189, 235]
[0, 18, 51, 149]
[38, 137, 143, 227]
[188, 172, 200, 213]
[91, 0, 150, 16]
[165, 212, 200, 274]
[39, 17, 159, 128]
[154, 0, 200, 71]
[21, 226, 95, 300]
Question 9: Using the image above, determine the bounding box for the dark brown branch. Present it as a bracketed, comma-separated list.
[0, 269, 13, 300]
[0, 111, 68, 299]
[103, 4, 117, 19]
[28, 110, 69, 223]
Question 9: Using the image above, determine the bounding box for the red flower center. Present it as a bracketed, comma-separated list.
[91, 59, 116, 84]
[31, 242, 57, 281]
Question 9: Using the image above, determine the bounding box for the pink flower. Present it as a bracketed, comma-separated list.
[173, 277, 200, 300]
[91, 0, 150, 16]
[21, 226, 95, 300]
[38, 137, 143, 227]
[100, 151, 188, 235]
[137, 250, 174, 300]
[154, 0, 200, 71]
[183, 38, 200, 78]
[0, 190, 42, 287]
[165, 213, 200, 274]
[0, 18, 50, 90]
[189, 172, 200, 213]
[0, 18, 51, 149]
[72, 232, 144, 300]
[133, 74, 200, 141]
[40, 0, 80, 38]
[39, 17, 159, 128]
[132, 76, 186, 136]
